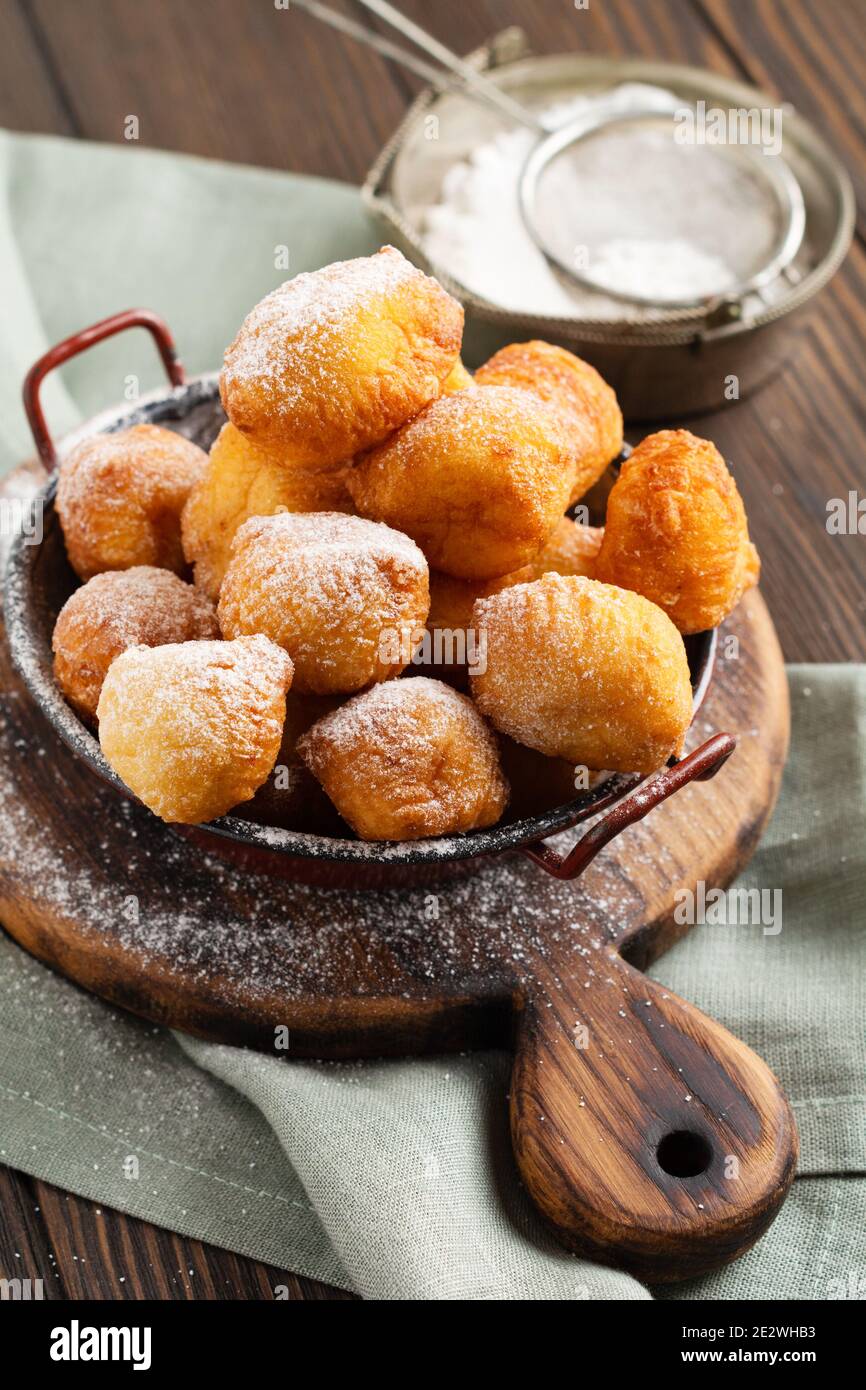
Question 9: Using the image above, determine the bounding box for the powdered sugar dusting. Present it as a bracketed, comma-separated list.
[297, 676, 507, 840]
[222, 246, 420, 399]
[219, 512, 429, 692]
[52, 567, 219, 722]
[54, 566, 217, 652]
[56, 425, 207, 509]
[230, 509, 426, 574]
[472, 573, 692, 772]
[365, 384, 565, 471]
[97, 636, 293, 822]
[100, 634, 291, 722]
[302, 675, 473, 752]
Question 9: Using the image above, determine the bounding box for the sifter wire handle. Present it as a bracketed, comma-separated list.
[290, 0, 546, 133]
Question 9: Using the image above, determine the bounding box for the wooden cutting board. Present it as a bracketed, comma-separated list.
[0, 467, 794, 1282]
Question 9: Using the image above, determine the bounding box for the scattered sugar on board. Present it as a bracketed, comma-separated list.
[0, 675, 660, 1005]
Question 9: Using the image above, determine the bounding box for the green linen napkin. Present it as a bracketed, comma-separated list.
[0, 131, 863, 1300]
[0, 130, 382, 479]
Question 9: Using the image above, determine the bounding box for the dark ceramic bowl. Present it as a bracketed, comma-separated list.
[4, 310, 735, 888]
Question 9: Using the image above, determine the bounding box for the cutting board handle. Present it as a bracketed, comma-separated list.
[510, 955, 798, 1282]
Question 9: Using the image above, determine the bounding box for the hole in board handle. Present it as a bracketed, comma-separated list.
[656, 1130, 713, 1178]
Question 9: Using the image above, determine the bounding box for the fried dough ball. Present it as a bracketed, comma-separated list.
[218, 512, 429, 695]
[475, 341, 623, 504]
[348, 385, 576, 580]
[97, 634, 293, 824]
[595, 429, 760, 634]
[471, 574, 692, 774]
[242, 692, 347, 835]
[521, 518, 603, 582]
[297, 676, 508, 841]
[52, 567, 218, 725]
[442, 358, 473, 393]
[220, 247, 463, 468]
[56, 424, 208, 581]
[181, 423, 354, 600]
[423, 520, 602, 687]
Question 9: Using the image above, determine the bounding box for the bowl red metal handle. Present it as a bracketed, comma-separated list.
[22, 309, 185, 472]
[522, 732, 737, 880]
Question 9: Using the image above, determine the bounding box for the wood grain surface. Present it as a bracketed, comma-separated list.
[0, 0, 863, 1299]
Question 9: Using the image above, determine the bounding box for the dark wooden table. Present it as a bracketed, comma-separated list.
[0, 0, 863, 1300]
